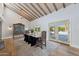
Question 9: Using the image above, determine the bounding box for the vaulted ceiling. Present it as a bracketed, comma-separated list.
[4, 3, 72, 21]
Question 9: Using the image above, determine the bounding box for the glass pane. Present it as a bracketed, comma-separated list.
[57, 21, 69, 43]
[49, 26, 56, 39]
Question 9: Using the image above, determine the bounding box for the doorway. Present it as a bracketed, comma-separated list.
[0, 21, 2, 40]
[49, 20, 70, 44]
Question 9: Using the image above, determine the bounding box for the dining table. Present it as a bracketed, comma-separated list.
[24, 33, 41, 46]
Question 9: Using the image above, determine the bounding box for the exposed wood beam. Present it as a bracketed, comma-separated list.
[53, 3, 58, 11]
[7, 6, 30, 20]
[2, 3, 5, 16]
[16, 3, 37, 20]
[36, 3, 47, 15]
[24, 4, 40, 18]
[20, 3, 39, 18]
[30, 3, 44, 16]
[4, 3, 6, 7]
[18, 3, 38, 19]
[5, 4, 31, 21]
[14, 4, 34, 20]
[63, 3, 66, 8]
[9, 4, 31, 19]
[44, 3, 52, 13]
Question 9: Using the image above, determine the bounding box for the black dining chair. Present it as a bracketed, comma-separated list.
[41, 31, 46, 47]
[29, 36, 37, 46]
[36, 31, 46, 49]
[24, 34, 28, 42]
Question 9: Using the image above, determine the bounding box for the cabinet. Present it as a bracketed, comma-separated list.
[13, 23, 25, 39]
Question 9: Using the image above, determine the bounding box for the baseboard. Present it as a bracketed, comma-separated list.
[2, 36, 13, 40]
[70, 44, 79, 49]
[2, 35, 24, 40]
[49, 39, 69, 45]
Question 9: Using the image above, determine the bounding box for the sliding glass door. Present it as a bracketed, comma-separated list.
[49, 20, 69, 44]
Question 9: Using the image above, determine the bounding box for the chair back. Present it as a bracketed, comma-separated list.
[41, 31, 46, 42]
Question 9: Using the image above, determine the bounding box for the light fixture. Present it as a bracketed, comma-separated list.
[25, 28, 28, 30]
[8, 26, 12, 30]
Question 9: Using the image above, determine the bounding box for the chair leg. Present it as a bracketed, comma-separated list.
[41, 41, 43, 49]
[41, 45, 43, 49]
[45, 41, 46, 47]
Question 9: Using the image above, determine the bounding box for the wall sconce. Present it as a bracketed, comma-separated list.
[8, 26, 12, 30]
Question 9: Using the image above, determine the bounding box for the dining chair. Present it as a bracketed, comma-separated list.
[36, 31, 46, 49]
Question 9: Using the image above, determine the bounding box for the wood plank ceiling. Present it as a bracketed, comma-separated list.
[4, 3, 72, 21]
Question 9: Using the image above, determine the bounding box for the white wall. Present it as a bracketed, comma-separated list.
[1, 7, 30, 39]
[0, 4, 2, 16]
[30, 4, 79, 48]
[0, 3, 79, 49]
